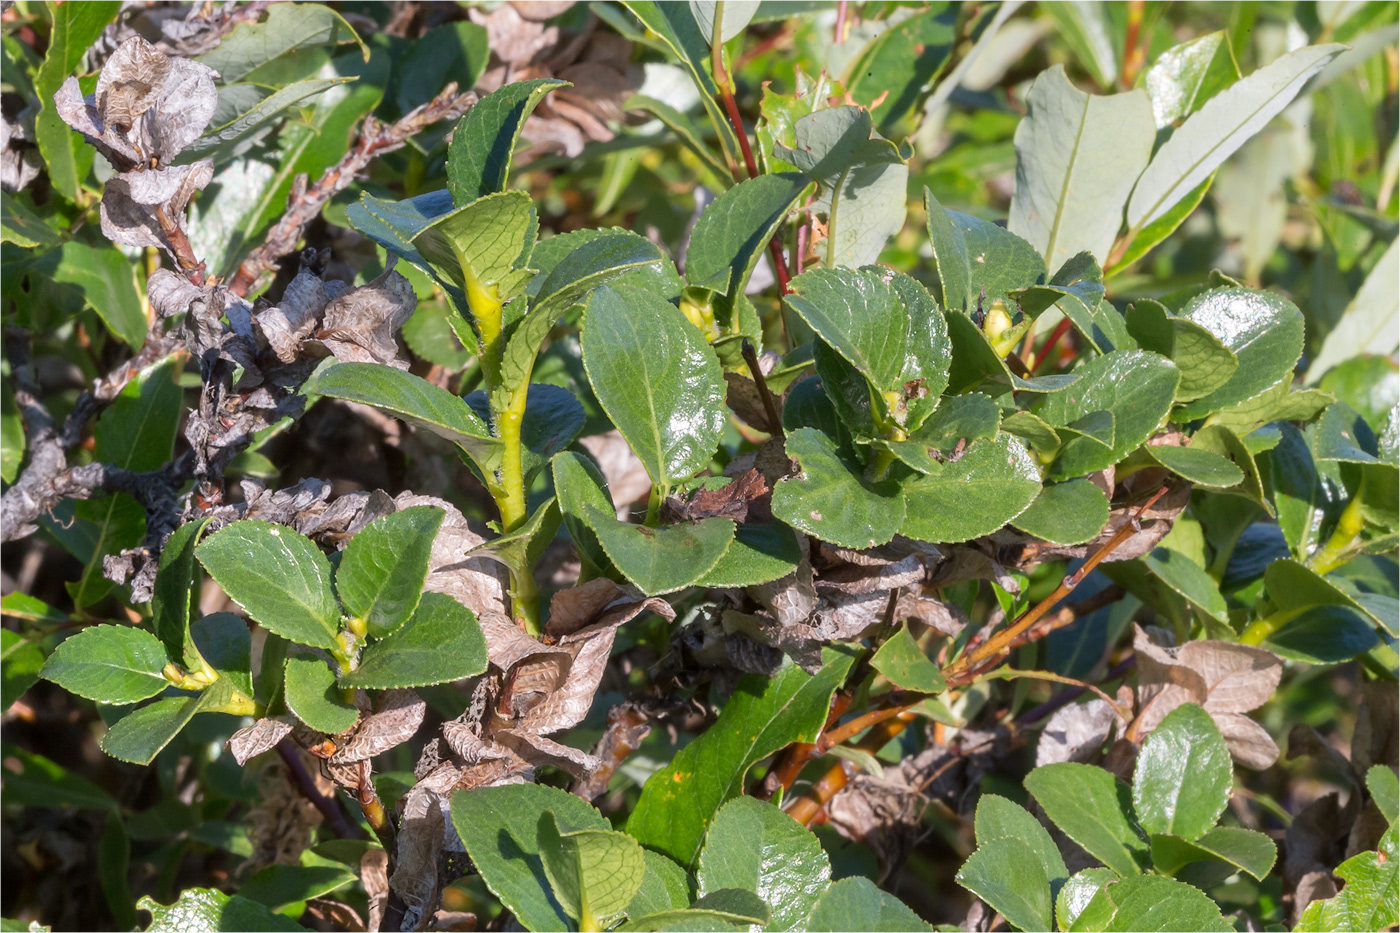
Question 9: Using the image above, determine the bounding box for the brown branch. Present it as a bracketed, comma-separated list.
[229, 84, 479, 297]
[276, 739, 360, 840]
[785, 711, 915, 827]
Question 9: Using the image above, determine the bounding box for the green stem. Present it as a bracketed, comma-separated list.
[1239, 606, 1307, 646]
[644, 483, 667, 528]
[1307, 479, 1367, 575]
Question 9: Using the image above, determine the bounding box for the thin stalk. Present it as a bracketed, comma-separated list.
[741, 339, 784, 438]
[643, 483, 666, 528]
[1306, 479, 1367, 575]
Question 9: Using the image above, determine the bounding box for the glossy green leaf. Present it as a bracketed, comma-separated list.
[581, 285, 726, 486]
[775, 107, 907, 269]
[1295, 824, 1399, 932]
[339, 593, 487, 689]
[1011, 479, 1111, 545]
[1, 630, 44, 710]
[1172, 288, 1305, 420]
[336, 506, 443, 639]
[0, 379, 23, 485]
[1009, 66, 1155, 266]
[1057, 867, 1116, 932]
[619, 889, 770, 932]
[411, 191, 535, 301]
[52, 241, 145, 348]
[901, 433, 1042, 544]
[696, 796, 830, 932]
[1025, 762, 1150, 876]
[239, 863, 356, 909]
[583, 504, 733, 596]
[871, 624, 947, 694]
[306, 362, 500, 466]
[139, 888, 306, 933]
[1124, 299, 1239, 402]
[925, 189, 1047, 312]
[1150, 826, 1276, 882]
[34, 2, 119, 199]
[1035, 350, 1179, 479]
[527, 227, 682, 304]
[40, 625, 169, 705]
[552, 452, 616, 576]
[283, 655, 358, 734]
[1188, 424, 1270, 514]
[538, 810, 645, 927]
[844, 4, 956, 135]
[1126, 44, 1343, 232]
[1133, 703, 1231, 840]
[1142, 31, 1239, 129]
[1141, 548, 1228, 624]
[958, 838, 1053, 932]
[627, 851, 691, 918]
[1143, 445, 1243, 488]
[975, 794, 1070, 883]
[101, 679, 232, 765]
[151, 518, 213, 669]
[1259, 605, 1379, 664]
[195, 3, 363, 84]
[1080, 873, 1234, 931]
[696, 522, 803, 589]
[686, 172, 808, 301]
[771, 427, 905, 549]
[804, 877, 933, 932]
[452, 783, 610, 933]
[196, 522, 341, 650]
[628, 648, 858, 866]
[448, 79, 570, 204]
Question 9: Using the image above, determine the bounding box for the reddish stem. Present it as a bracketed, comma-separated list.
[1032, 316, 1074, 371]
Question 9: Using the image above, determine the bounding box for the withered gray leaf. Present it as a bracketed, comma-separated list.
[255, 269, 331, 364]
[313, 266, 416, 368]
[389, 785, 444, 933]
[1036, 698, 1122, 767]
[96, 35, 170, 131]
[330, 690, 426, 763]
[227, 715, 296, 765]
[99, 160, 213, 250]
[494, 729, 600, 779]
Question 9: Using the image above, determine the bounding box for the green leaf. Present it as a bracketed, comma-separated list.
[1011, 479, 1111, 546]
[1040, 1, 1117, 88]
[191, 613, 252, 698]
[411, 191, 535, 301]
[150, 518, 213, 669]
[1025, 762, 1150, 876]
[1141, 547, 1228, 624]
[1143, 445, 1243, 488]
[804, 877, 933, 932]
[1123, 299, 1238, 403]
[196, 522, 341, 651]
[98, 809, 135, 929]
[139, 888, 306, 933]
[1369, 765, 1398, 826]
[901, 433, 1042, 544]
[1188, 424, 1270, 514]
[196, 3, 363, 83]
[40, 624, 169, 705]
[1009, 66, 1155, 266]
[627, 93, 733, 189]
[101, 679, 232, 765]
[1307, 237, 1399, 383]
[537, 811, 646, 927]
[393, 21, 489, 115]
[1150, 826, 1276, 883]
[688, 0, 758, 45]
[51, 241, 146, 347]
[871, 624, 947, 694]
[685, 172, 809, 322]
[627, 851, 691, 918]
[339, 593, 487, 689]
[583, 504, 734, 596]
[1141, 31, 1239, 130]
[552, 452, 616, 576]
[1111, 174, 1213, 273]
[878, 391, 1002, 473]
[958, 838, 1052, 932]
[1133, 703, 1231, 841]
[452, 783, 610, 933]
[346, 190, 463, 302]
[619, 889, 770, 932]
[1035, 350, 1180, 480]
[844, 5, 957, 135]
[1, 192, 59, 249]
[306, 362, 500, 466]
[775, 107, 908, 269]
[581, 285, 726, 486]
[1295, 824, 1399, 932]
[771, 427, 905, 550]
[975, 794, 1070, 883]
[1, 379, 22, 484]
[924, 190, 1047, 311]
[628, 648, 858, 867]
[472, 498, 562, 582]
[0, 743, 117, 811]
[1126, 44, 1343, 233]
[1171, 288, 1305, 421]
[1259, 605, 1379, 664]
[1077, 873, 1234, 931]
[528, 228, 682, 304]
[239, 863, 356, 909]
[1057, 867, 1117, 932]
[697, 797, 831, 931]
[695, 522, 803, 589]
[447, 79, 569, 204]
[283, 655, 358, 734]
[1014, 254, 1130, 355]
[185, 78, 354, 164]
[34, 2, 120, 199]
[336, 506, 443, 639]
[1, 630, 44, 710]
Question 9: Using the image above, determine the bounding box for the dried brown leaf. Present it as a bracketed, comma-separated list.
[330, 690, 426, 763]
[389, 786, 444, 933]
[1036, 699, 1124, 767]
[313, 266, 416, 368]
[227, 715, 296, 765]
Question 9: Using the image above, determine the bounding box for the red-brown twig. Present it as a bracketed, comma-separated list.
[1032, 316, 1075, 371]
[275, 740, 359, 840]
[229, 84, 478, 296]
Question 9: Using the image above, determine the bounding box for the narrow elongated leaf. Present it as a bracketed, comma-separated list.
[771, 427, 905, 550]
[41, 625, 170, 705]
[453, 783, 610, 933]
[150, 518, 213, 669]
[338, 593, 487, 689]
[196, 522, 341, 651]
[185, 78, 353, 163]
[336, 506, 444, 639]
[1144, 444, 1243, 487]
[306, 363, 500, 466]
[844, 4, 957, 134]
[583, 505, 733, 596]
[804, 877, 933, 932]
[901, 433, 1042, 544]
[697, 797, 831, 932]
[0, 744, 117, 811]
[448, 79, 569, 204]
[196, 3, 363, 84]
[239, 863, 357, 909]
[1, 630, 44, 710]
[1172, 287, 1305, 421]
[581, 286, 726, 486]
[1126, 44, 1343, 232]
[34, 2, 120, 199]
[1133, 703, 1232, 840]
[1025, 762, 1150, 876]
[1040, 0, 1116, 88]
[1010, 66, 1155, 265]
[1307, 237, 1400, 382]
[538, 811, 646, 927]
[628, 649, 858, 866]
[1141, 547, 1228, 623]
